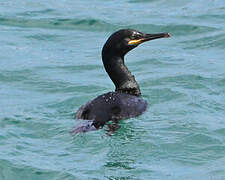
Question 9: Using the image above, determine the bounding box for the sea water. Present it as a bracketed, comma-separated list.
[0, 0, 225, 179]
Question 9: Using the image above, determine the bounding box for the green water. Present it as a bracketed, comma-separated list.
[0, 0, 225, 179]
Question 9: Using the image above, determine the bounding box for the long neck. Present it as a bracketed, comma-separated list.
[102, 51, 141, 96]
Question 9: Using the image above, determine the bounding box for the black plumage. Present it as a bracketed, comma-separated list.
[71, 29, 170, 134]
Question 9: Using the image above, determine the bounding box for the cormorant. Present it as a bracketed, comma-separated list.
[71, 29, 170, 134]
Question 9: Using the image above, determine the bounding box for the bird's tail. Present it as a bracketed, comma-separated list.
[70, 120, 97, 134]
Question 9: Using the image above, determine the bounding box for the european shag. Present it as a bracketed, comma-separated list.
[71, 29, 170, 134]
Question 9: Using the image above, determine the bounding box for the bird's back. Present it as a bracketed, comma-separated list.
[75, 92, 147, 128]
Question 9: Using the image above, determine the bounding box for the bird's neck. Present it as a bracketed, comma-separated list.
[102, 52, 141, 96]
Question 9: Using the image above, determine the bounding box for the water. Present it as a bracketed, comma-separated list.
[0, 0, 225, 179]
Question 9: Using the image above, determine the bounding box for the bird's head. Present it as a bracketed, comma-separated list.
[102, 29, 170, 57]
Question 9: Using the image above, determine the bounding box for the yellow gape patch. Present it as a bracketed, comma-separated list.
[128, 39, 143, 45]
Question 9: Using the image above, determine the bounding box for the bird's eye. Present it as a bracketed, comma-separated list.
[131, 33, 142, 40]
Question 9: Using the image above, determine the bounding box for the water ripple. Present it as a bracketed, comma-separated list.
[0, 17, 117, 32]
[181, 33, 225, 49]
[0, 16, 217, 36]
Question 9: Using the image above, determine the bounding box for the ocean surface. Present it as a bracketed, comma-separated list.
[0, 0, 225, 179]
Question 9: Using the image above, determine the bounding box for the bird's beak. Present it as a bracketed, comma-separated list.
[128, 32, 171, 45]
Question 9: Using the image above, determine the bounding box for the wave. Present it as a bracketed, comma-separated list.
[0, 67, 107, 94]
[181, 33, 225, 49]
[0, 159, 75, 180]
[128, 23, 217, 36]
[0, 16, 118, 32]
[0, 16, 217, 36]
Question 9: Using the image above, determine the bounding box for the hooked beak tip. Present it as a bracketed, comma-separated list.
[165, 33, 171, 38]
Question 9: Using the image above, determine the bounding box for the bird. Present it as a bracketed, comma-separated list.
[71, 29, 170, 134]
